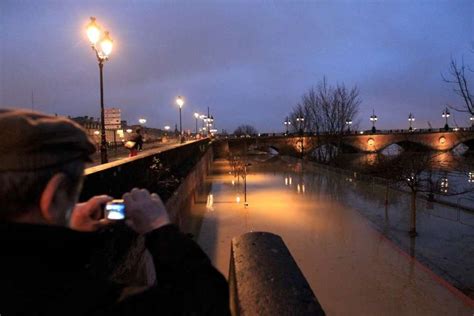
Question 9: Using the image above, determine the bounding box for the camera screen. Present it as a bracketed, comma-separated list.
[105, 203, 126, 220]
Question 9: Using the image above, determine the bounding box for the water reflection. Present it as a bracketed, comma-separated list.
[206, 194, 214, 211]
[194, 155, 474, 313]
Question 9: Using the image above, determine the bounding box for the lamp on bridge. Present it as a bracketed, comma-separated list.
[470, 116, 474, 129]
[345, 119, 353, 133]
[296, 116, 304, 135]
[138, 118, 147, 125]
[408, 113, 415, 131]
[176, 96, 184, 135]
[442, 107, 450, 131]
[86, 17, 114, 164]
[283, 117, 291, 135]
[194, 113, 199, 135]
[370, 109, 378, 134]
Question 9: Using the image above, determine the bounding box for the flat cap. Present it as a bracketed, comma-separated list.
[0, 108, 96, 171]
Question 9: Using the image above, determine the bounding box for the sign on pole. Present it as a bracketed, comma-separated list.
[104, 108, 121, 130]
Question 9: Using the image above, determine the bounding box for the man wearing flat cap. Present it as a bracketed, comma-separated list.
[0, 109, 229, 315]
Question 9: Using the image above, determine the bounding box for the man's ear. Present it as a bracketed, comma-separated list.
[39, 173, 67, 224]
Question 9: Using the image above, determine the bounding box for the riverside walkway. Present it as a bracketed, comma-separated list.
[193, 157, 474, 315]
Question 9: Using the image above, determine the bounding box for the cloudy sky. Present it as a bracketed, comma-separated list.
[1, 0, 473, 133]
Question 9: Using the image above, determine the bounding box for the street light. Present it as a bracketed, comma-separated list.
[296, 116, 304, 134]
[86, 17, 114, 164]
[345, 119, 353, 133]
[370, 109, 378, 133]
[442, 107, 450, 131]
[408, 113, 415, 131]
[164, 125, 170, 136]
[176, 96, 184, 135]
[207, 115, 214, 136]
[138, 118, 147, 125]
[470, 116, 474, 128]
[283, 117, 291, 135]
[194, 112, 199, 135]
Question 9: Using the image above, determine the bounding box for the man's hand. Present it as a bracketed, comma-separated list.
[123, 188, 170, 234]
[69, 195, 112, 232]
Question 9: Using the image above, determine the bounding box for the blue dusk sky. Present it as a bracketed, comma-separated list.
[1, 0, 473, 133]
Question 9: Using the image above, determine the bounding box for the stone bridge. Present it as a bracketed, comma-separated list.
[221, 130, 474, 156]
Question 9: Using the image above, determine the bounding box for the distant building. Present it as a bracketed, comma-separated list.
[71, 116, 100, 132]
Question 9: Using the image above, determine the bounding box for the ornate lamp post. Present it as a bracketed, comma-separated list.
[370, 109, 378, 133]
[296, 116, 304, 134]
[86, 17, 114, 164]
[207, 115, 214, 136]
[194, 113, 199, 135]
[176, 96, 184, 135]
[408, 113, 415, 131]
[345, 119, 353, 133]
[283, 117, 291, 135]
[442, 107, 450, 131]
[199, 115, 206, 135]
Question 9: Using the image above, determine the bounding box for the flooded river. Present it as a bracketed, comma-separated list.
[187, 154, 474, 315]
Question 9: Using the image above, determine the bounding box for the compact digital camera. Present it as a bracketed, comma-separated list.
[104, 199, 126, 220]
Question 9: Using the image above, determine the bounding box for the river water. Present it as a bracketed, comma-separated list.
[187, 154, 474, 315]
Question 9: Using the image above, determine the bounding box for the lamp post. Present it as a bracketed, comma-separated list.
[408, 113, 415, 131]
[194, 113, 199, 135]
[296, 116, 304, 159]
[345, 119, 352, 133]
[470, 116, 473, 129]
[86, 17, 114, 164]
[199, 115, 206, 136]
[283, 117, 291, 135]
[296, 116, 304, 135]
[442, 107, 450, 131]
[370, 109, 378, 133]
[138, 118, 147, 125]
[164, 125, 170, 137]
[208, 115, 214, 136]
[176, 96, 184, 135]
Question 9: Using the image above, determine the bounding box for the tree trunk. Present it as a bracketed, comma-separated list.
[409, 191, 418, 237]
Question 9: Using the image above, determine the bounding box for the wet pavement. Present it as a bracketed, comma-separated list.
[189, 155, 474, 315]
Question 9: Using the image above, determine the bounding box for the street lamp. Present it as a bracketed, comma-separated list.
[442, 107, 450, 131]
[194, 112, 199, 135]
[345, 119, 353, 133]
[408, 113, 415, 131]
[296, 116, 304, 135]
[86, 17, 114, 164]
[283, 117, 291, 135]
[176, 96, 184, 135]
[164, 125, 170, 136]
[138, 118, 147, 125]
[470, 115, 474, 128]
[370, 109, 378, 133]
[207, 115, 214, 136]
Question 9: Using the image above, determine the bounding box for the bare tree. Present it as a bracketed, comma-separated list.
[289, 77, 361, 162]
[367, 152, 473, 237]
[234, 124, 258, 137]
[442, 47, 474, 115]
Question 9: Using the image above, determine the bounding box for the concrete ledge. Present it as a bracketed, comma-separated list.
[229, 232, 325, 316]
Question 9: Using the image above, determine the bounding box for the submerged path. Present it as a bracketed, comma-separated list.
[193, 157, 473, 315]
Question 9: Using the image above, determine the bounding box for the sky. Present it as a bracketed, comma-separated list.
[1, 0, 473, 133]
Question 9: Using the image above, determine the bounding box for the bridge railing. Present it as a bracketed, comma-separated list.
[223, 126, 473, 139]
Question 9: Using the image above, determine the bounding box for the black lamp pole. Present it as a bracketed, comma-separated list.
[98, 60, 108, 164]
